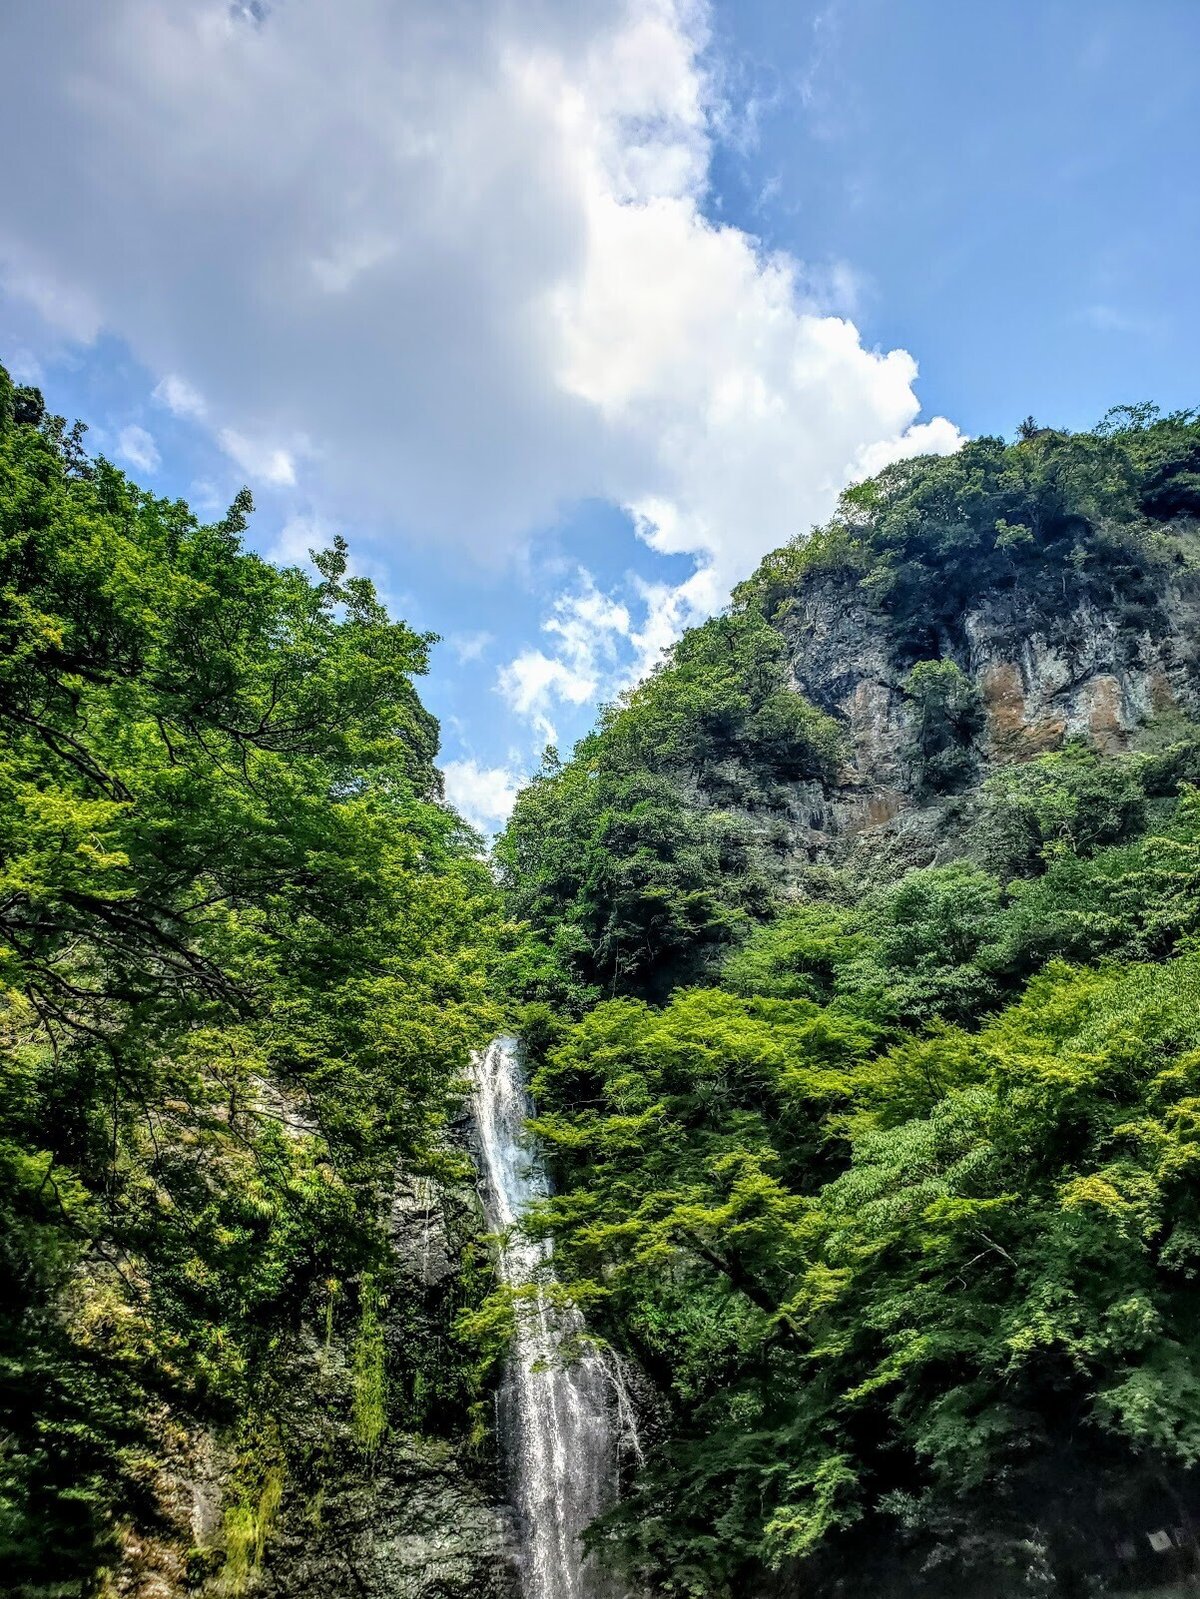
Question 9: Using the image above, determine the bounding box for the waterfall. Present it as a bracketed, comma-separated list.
[471, 1036, 627, 1599]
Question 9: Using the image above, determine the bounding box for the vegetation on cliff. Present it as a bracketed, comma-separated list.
[736, 404, 1200, 646]
[500, 408, 1200, 1012]
[496, 407, 1200, 1596]
[0, 367, 502, 1592]
[496, 608, 843, 1003]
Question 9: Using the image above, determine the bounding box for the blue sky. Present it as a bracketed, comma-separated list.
[2, 0, 1197, 830]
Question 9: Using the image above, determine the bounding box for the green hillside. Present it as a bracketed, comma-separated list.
[495, 407, 1200, 1597]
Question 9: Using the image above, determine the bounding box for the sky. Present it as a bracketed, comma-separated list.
[1, 0, 1197, 832]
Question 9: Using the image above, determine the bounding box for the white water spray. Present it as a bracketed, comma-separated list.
[471, 1037, 629, 1599]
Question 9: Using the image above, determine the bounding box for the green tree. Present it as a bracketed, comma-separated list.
[902, 659, 984, 795]
[0, 367, 502, 1585]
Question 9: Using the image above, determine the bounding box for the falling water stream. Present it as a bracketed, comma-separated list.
[471, 1036, 627, 1599]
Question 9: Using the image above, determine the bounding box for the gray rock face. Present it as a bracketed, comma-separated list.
[769, 567, 1200, 864]
[391, 1171, 462, 1289]
[110, 1154, 521, 1599]
[778, 571, 904, 790]
[255, 1158, 522, 1599]
[962, 586, 1199, 760]
[259, 1434, 520, 1599]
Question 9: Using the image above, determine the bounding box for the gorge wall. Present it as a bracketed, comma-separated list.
[491, 414, 1200, 1598]
[781, 568, 1200, 797]
[746, 566, 1200, 895]
[111, 1144, 521, 1599]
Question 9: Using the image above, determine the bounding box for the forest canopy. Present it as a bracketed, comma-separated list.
[9, 358, 1200, 1599]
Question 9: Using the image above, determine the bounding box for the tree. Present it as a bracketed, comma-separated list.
[902, 659, 984, 795]
[0, 368, 502, 1584]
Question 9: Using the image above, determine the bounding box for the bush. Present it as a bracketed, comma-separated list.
[902, 659, 984, 795]
[974, 741, 1148, 877]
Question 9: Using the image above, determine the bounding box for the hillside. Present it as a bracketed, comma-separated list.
[499, 410, 1200, 1001]
[495, 406, 1200, 1597]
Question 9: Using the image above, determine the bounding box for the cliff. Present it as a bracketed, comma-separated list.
[768, 562, 1200, 866]
[788, 567, 1194, 778]
[110, 1146, 520, 1599]
[498, 408, 1200, 1002]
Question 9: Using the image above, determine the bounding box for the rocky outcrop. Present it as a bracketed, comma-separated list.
[108, 1140, 520, 1599]
[768, 566, 1200, 865]
[256, 1152, 521, 1599]
[963, 587, 1196, 759]
[259, 1431, 518, 1599]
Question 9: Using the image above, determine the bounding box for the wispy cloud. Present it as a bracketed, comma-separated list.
[447, 630, 493, 664]
[1079, 303, 1164, 338]
[218, 428, 297, 488]
[496, 563, 722, 747]
[116, 422, 160, 474]
[153, 372, 207, 419]
[497, 571, 632, 745]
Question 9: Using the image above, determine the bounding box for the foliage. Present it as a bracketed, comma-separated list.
[499, 706, 1200, 1592]
[738, 407, 1200, 651]
[351, 1277, 388, 1454]
[217, 1459, 284, 1597]
[489, 396, 1200, 1594]
[501, 409, 1200, 1013]
[513, 916, 1200, 1593]
[0, 366, 502, 1587]
[974, 738, 1150, 876]
[901, 658, 984, 795]
[722, 755, 1200, 1032]
[496, 610, 842, 1000]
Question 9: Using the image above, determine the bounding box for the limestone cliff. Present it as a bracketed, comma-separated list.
[763, 561, 1200, 869]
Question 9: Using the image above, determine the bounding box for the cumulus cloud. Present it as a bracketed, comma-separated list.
[848, 415, 966, 485]
[497, 571, 634, 743]
[0, 0, 958, 584]
[116, 423, 160, 473]
[441, 757, 523, 834]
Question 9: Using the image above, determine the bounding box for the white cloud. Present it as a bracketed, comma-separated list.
[267, 512, 327, 567]
[848, 415, 964, 485]
[496, 557, 729, 743]
[153, 372, 206, 418]
[497, 570, 635, 741]
[544, 581, 631, 666]
[441, 757, 523, 833]
[187, 478, 223, 518]
[448, 630, 494, 664]
[497, 650, 596, 746]
[5, 346, 43, 385]
[0, 0, 959, 593]
[217, 428, 297, 488]
[116, 422, 160, 473]
[624, 565, 720, 681]
[1079, 303, 1162, 338]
